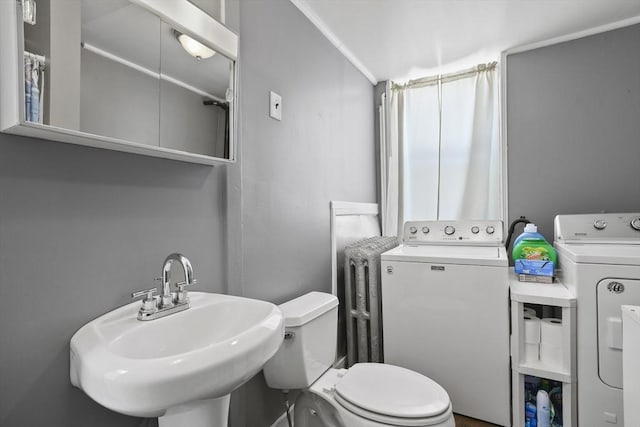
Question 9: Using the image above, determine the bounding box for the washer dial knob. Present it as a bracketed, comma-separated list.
[409, 226, 418, 234]
[631, 217, 640, 231]
[471, 226, 480, 234]
[486, 226, 495, 235]
[422, 226, 430, 234]
[594, 219, 607, 230]
[444, 225, 455, 236]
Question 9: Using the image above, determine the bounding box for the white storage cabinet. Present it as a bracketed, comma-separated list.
[510, 273, 576, 427]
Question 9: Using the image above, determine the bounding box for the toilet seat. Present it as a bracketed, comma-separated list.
[334, 363, 452, 426]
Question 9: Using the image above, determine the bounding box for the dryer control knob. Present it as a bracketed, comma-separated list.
[409, 226, 418, 234]
[631, 217, 640, 231]
[471, 226, 480, 234]
[486, 225, 495, 234]
[422, 226, 430, 234]
[594, 219, 607, 230]
[444, 225, 455, 235]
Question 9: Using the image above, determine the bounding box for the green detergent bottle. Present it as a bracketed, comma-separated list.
[512, 224, 557, 276]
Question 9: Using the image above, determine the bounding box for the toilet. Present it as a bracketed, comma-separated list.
[263, 292, 455, 427]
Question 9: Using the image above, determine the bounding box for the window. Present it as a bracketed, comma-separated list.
[381, 63, 503, 235]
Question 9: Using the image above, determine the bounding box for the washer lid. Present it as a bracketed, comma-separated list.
[382, 244, 508, 266]
[555, 242, 640, 265]
[335, 363, 450, 419]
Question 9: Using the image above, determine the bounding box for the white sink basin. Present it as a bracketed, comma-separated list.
[70, 292, 284, 422]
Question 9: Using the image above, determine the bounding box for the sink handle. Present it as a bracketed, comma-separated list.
[176, 279, 197, 288]
[131, 287, 158, 300]
[175, 280, 195, 304]
[131, 287, 159, 315]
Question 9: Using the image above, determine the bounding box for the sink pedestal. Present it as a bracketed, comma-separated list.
[159, 395, 230, 427]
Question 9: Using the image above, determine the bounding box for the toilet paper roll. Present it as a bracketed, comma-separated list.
[540, 343, 563, 368]
[525, 342, 539, 363]
[524, 314, 541, 344]
[524, 307, 537, 317]
[541, 318, 563, 346]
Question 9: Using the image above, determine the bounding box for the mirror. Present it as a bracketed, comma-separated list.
[3, 0, 237, 164]
[159, 21, 233, 158]
[78, 1, 161, 146]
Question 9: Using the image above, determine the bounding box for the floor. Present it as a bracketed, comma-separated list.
[453, 414, 500, 427]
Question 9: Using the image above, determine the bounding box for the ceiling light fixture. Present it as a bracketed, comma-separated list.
[173, 30, 215, 60]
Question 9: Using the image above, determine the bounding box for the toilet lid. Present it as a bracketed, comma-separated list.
[334, 364, 451, 422]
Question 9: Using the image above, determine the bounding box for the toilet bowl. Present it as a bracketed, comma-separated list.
[263, 292, 455, 427]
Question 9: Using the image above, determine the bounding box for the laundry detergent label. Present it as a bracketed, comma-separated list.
[514, 259, 555, 276]
[519, 246, 554, 261]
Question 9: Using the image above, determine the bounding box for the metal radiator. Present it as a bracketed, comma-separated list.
[344, 236, 399, 366]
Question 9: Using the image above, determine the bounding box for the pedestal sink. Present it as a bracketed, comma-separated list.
[70, 292, 284, 427]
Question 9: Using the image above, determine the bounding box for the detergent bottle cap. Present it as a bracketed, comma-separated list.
[523, 223, 538, 233]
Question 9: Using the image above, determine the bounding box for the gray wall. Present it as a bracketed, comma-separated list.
[238, 0, 376, 303]
[0, 136, 228, 427]
[228, 0, 376, 425]
[0, 0, 375, 426]
[507, 23, 640, 240]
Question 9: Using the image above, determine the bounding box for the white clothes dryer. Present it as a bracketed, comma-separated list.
[381, 220, 510, 426]
[622, 305, 640, 427]
[555, 213, 640, 426]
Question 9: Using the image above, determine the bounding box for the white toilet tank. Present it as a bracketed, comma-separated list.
[263, 292, 338, 390]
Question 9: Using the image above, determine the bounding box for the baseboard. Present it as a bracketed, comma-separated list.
[270, 404, 294, 427]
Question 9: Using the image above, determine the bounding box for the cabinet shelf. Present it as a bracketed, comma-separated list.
[510, 275, 576, 307]
[515, 363, 571, 384]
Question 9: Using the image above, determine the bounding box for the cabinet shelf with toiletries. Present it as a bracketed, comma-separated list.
[510, 273, 576, 427]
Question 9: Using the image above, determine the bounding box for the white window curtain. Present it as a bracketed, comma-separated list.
[382, 63, 501, 236]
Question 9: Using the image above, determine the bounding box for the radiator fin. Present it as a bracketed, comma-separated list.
[344, 236, 399, 367]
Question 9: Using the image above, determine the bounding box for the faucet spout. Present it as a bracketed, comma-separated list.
[132, 253, 195, 320]
[162, 253, 194, 305]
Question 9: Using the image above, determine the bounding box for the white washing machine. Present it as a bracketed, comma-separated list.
[381, 220, 510, 426]
[554, 213, 640, 426]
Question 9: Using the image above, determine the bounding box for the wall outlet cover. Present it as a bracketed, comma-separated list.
[270, 91, 282, 121]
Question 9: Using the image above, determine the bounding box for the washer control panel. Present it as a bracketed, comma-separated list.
[555, 213, 640, 243]
[403, 220, 504, 245]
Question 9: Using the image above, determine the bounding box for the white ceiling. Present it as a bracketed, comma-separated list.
[293, 0, 640, 83]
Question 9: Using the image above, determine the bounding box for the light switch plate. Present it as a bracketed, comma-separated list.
[270, 91, 282, 121]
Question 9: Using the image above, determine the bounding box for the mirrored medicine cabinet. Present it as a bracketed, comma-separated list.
[0, 0, 238, 165]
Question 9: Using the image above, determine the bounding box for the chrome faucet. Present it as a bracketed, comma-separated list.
[131, 253, 197, 321]
[161, 252, 195, 306]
